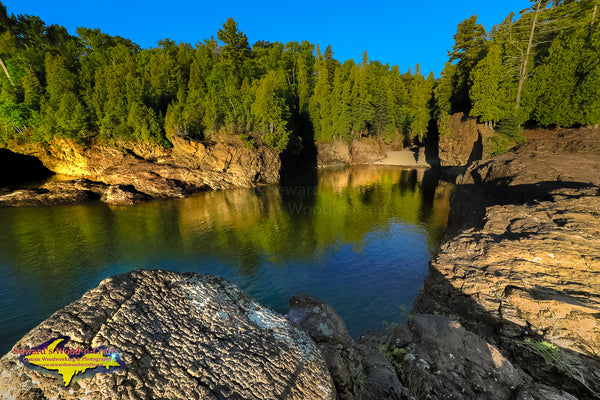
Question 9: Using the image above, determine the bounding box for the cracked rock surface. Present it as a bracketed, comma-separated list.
[0, 270, 335, 400]
[414, 128, 600, 399]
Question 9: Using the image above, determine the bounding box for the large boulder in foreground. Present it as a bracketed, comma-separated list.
[0, 270, 335, 400]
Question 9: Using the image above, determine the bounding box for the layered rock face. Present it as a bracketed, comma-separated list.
[436, 112, 495, 167]
[0, 134, 280, 206]
[0, 270, 335, 400]
[414, 128, 600, 398]
[316, 141, 386, 168]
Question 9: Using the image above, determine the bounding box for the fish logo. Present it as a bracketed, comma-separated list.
[18, 336, 124, 386]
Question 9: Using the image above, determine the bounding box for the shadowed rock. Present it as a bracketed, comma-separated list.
[437, 112, 495, 167]
[372, 313, 579, 400]
[0, 179, 150, 207]
[287, 294, 404, 400]
[414, 128, 600, 398]
[0, 270, 335, 400]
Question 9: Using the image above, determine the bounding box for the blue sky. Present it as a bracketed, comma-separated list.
[2, 0, 530, 76]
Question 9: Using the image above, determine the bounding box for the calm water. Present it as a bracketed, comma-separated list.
[0, 166, 453, 355]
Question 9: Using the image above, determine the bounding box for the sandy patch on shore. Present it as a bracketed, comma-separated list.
[374, 149, 431, 167]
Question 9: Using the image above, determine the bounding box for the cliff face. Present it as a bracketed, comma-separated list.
[436, 112, 495, 167]
[0, 134, 280, 205]
[414, 128, 600, 398]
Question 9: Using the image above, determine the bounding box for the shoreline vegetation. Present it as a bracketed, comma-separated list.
[0, 0, 599, 399]
[0, 0, 599, 162]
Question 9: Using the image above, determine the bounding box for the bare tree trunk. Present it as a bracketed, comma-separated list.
[590, 4, 598, 40]
[515, 0, 544, 110]
[0, 54, 14, 86]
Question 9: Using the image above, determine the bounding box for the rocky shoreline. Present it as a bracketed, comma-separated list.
[0, 112, 487, 207]
[1, 128, 598, 399]
[413, 127, 600, 399]
[0, 134, 280, 206]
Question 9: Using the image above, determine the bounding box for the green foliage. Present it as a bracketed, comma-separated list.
[435, 1, 598, 129]
[8, 1, 597, 152]
[489, 112, 526, 155]
[470, 45, 509, 124]
[448, 15, 487, 113]
[349, 363, 366, 394]
[409, 67, 434, 143]
[251, 70, 291, 153]
[217, 18, 250, 78]
[379, 344, 407, 377]
[495, 113, 524, 141]
[489, 133, 517, 156]
[238, 133, 255, 150]
[532, 32, 583, 126]
[524, 339, 568, 372]
[127, 101, 164, 144]
[434, 63, 455, 135]
[0, 99, 30, 135]
[0, 3, 445, 152]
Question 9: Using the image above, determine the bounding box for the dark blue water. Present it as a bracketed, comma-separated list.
[0, 166, 453, 355]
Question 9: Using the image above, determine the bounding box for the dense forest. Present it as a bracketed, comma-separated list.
[437, 0, 600, 150]
[0, 0, 598, 154]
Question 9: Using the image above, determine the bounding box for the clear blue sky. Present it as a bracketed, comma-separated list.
[2, 0, 530, 76]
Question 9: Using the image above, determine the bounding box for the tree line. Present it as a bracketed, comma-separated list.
[0, 3, 434, 153]
[0, 0, 598, 155]
[436, 0, 600, 146]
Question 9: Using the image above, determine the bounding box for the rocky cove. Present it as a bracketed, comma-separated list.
[0, 125, 599, 399]
[0, 133, 281, 206]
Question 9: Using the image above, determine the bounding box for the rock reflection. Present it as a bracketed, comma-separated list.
[0, 166, 453, 353]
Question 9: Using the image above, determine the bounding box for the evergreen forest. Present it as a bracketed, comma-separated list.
[0, 0, 598, 154]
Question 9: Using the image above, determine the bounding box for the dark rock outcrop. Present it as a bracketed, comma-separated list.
[0, 134, 280, 206]
[414, 128, 600, 398]
[365, 313, 581, 400]
[0, 270, 335, 400]
[437, 112, 495, 167]
[287, 295, 404, 400]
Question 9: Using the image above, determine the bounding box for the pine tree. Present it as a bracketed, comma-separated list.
[309, 52, 333, 142]
[470, 44, 508, 125]
[217, 18, 250, 80]
[448, 15, 487, 112]
[22, 68, 43, 109]
[55, 92, 88, 138]
[128, 101, 163, 143]
[532, 33, 582, 126]
[409, 66, 434, 143]
[578, 17, 600, 125]
[350, 52, 375, 137]
[331, 60, 354, 141]
[433, 62, 455, 135]
[251, 70, 290, 152]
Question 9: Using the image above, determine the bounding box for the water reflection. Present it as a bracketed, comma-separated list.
[0, 166, 453, 354]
